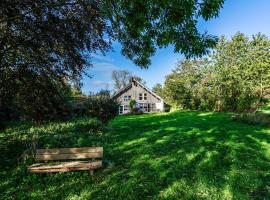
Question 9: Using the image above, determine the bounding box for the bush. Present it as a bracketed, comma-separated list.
[233, 112, 270, 126]
[71, 90, 119, 123]
[129, 107, 143, 115]
[0, 68, 72, 123]
[129, 100, 137, 111]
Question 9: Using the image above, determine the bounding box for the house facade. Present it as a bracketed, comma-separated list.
[113, 78, 164, 115]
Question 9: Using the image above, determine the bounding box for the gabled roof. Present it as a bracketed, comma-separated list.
[112, 78, 164, 102]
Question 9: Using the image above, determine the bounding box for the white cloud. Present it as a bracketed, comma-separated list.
[91, 80, 107, 86]
[92, 62, 119, 74]
[89, 80, 114, 89]
[91, 54, 114, 63]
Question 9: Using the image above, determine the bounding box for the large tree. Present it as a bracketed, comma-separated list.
[152, 83, 164, 98]
[0, 0, 225, 74]
[163, 33, 270, 112]
[0, 0, 224, 121]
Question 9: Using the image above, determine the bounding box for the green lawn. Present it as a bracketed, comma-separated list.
[260, 103, 270, 114]
[1, 111, 270, 199]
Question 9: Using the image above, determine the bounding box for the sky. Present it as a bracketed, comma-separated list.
[81, 0, 270, 94]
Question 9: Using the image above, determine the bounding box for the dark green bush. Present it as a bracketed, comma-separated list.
[71, 90, 119, 123]
[0, 69, 72, 123]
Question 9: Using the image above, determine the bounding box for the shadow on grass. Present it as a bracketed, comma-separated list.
[1, 111, 270, 199]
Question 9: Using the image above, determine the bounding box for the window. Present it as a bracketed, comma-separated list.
[139, 93, 147, 100]
[139, 93, 143, 100]
[144, 93, 147, 100]
[124, 105, 129, 114]
[119, 106, 123, 115]
[138, 103, 148, 112]
[124, 105, 128, 111]
[124, 95, 131, 101]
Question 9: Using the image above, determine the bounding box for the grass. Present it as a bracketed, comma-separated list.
[260, 103, 270, 114]
[233, 112, 270, 126]
[233, 103, 270, 126]
[1, 111, 270, 199]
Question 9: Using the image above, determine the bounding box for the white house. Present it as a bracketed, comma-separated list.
[113, 78, 165, 115]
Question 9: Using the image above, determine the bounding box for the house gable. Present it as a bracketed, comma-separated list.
[113, 79, 163, 105]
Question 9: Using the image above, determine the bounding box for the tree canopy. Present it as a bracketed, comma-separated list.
[0, 0, 224, 121]
[1, 0, 224, 73]
[162, 33, 270, 112]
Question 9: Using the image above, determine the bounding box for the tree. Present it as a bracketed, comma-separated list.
[163, 59, 208, 109]
[112, 70, 131, 91]
[163, 33, 270, 112]
[212, 32, 270, 111]
[1, 0, 111, 121]
[0, 68, 72, 122]
[105, 0, 224, 66]
[152, 84, 164, 98]
[111, 70, 145, 91]
[0, 0, 224, 121]
[0, 0, 225, 73]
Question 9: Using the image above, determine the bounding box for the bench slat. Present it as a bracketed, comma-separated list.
[35, 152, 103, 161]
[36, 147, 103, 155]
[28, 160, 102, 173]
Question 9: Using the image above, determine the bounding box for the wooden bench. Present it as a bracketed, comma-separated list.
[28, 147, 103, 173]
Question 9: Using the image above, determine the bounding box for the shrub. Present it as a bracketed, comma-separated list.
[129, 100, 137, 111]
[71, 90, 119, 123]
[0, 69, 72, 123]
[129, 107, 143, 115]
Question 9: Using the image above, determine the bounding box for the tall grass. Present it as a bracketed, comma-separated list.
[233, 112, 270, 126]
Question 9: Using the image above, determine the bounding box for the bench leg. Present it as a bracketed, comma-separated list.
[39, 173, 46, 187]
[89, 158, 95, 175]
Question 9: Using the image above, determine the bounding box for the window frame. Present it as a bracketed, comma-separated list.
[144, 93, 147, 100]
[139, 93, 147, 100]
[124, 95, 131, 101]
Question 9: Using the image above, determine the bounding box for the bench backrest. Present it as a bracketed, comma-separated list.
[35, 147, 103, 161]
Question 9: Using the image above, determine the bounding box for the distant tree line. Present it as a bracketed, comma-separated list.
[153, 33, 270, 112]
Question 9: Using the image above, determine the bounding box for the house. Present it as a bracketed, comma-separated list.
[113, 78, 165, 115]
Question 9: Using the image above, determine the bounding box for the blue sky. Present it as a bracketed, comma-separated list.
[82, 0, 270, 94]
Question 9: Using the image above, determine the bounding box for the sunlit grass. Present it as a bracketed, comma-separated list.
[1, 111, 270, 199]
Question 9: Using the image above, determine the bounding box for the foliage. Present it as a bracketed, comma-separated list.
[0, 0, 111, 122]
[128, 99, 143, 115]
[105, 0, 224, 66]
[152, 83, 164, 98]
[111, 70, 145, 91]
[0, 69, 72, 122]
[71, 90, 119, 123]
[0, 0, 224, 123]
[163, 59, 210, 110]
[233, 112, 270, 126]
[1, 111, 269, 199]
[260, 102, 270, 114]
[129, 99, 137, 110]
[163, 33, 270, 112]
